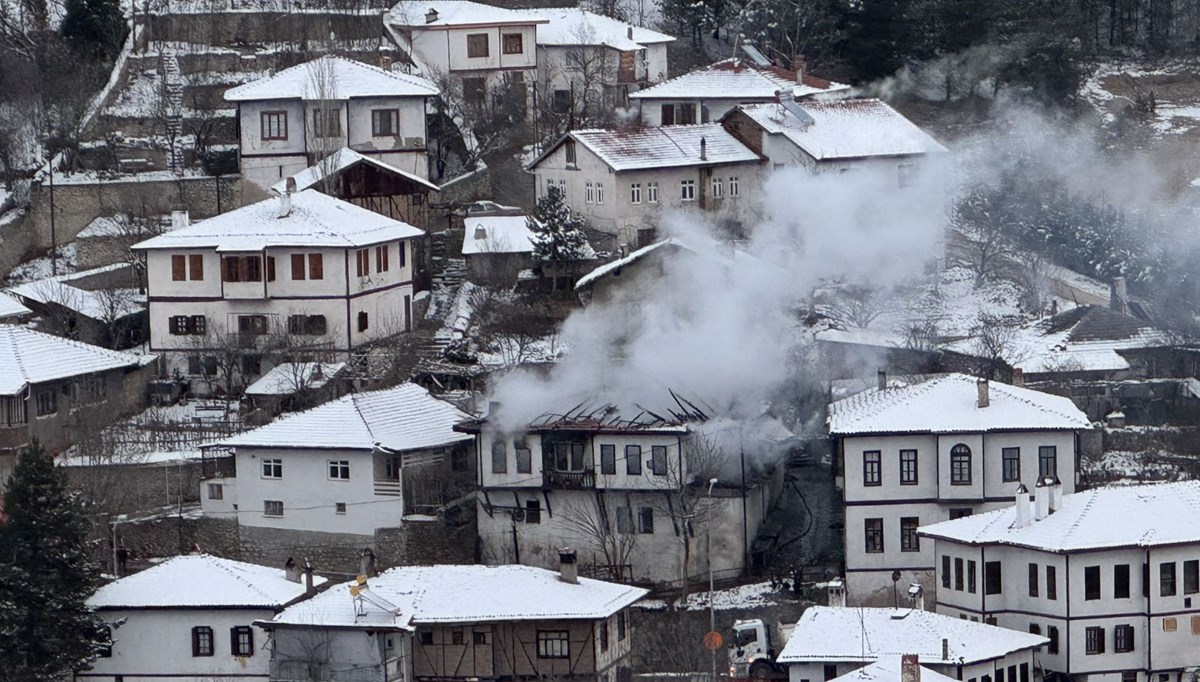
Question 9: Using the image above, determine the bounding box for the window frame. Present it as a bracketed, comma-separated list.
[625, 444, 642, 475]
[1028, 563, 1039, 597]
[1115, 563, 1131, 599]
[680, 179, 696, 201]
[650, 445, 668, 476]
[984, 560, 1002, 595]
[263, 500, 284, 517]
[502, 32, 524, 54]
[536, 630, 570, 659]
[900, 516, 919, 553]
[231, 625, 254, 657]
[600, 444, 616, 475]
[1038, 445, 1057, 479]
[1085, 626, 1105, 655]
[1085, 565, 1101, 600]
[862, 450, 882, 487]
[1161, 562, 1177, 597]
[950, 443, 972, 485]
[729, 176, 739, 196]
[647, 181, 659, 203]
[630, 183, 642, 204]
[1047, 565, 1057, 600]
[371, 108, 400, 137]
[466, 33, 490, 58]
[192, 625, 215, 657]
[1002, 447, 1020, 482]
[899, 449, 918, 485]
[260, 111, 288, 141]
[864, 518, 884, 554]
[1114, 624, 1134, 653]
[328, 459, 351, 481]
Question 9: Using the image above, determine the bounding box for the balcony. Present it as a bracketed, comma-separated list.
[544, 469, 595, 489]
[374, 479, 402, 497]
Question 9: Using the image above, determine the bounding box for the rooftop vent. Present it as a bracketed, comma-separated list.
[425, 7, 439, 23]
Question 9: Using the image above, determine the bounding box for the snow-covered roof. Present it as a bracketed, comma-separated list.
[828, 373, 1091, 435]
[630, 58, 849, 101]
[462, 215, 536, 255]
[830, 657, 959, 682]
[133, 190, 424, 252]
[776, 606, 1047, 665]
[533, 124, 760, 173]
[268, 564, 647, 630]
[271, 148, 441, 195]
[244, 362, 346, 397]
[574, 238, 687, 289]
[509, 8, 674, 50]
[220, 383, 473, 452]
[734, 100, 947, 161]
[0, 292, 31, 319]
[8, 264, 145, 321]
[88, 554, 326, 610]
[224, 55, 438, 102]
[920, 481, 1200, 552]
[389, 0, 549, 28]
[0, 325, 150, 396]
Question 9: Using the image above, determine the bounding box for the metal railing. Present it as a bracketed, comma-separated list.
[374, 479, 403, 497]
[544, 469, 596, 489]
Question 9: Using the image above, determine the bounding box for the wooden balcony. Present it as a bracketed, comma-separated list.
[374, 479, 402, 497]
[544, 469, 595, 490]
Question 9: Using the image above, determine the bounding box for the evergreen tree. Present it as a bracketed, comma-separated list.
[61, 0, 127, 62]
[0, 441, 110, 682]
[528, 187, 593, 263]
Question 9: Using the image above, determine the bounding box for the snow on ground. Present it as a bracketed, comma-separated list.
[1083, 448, 1189, 485]
[4, 243, 80, 285]
[60, 399, 243, 466]
[1081, 60, 1200, 137]
[639, 581, 789, 611]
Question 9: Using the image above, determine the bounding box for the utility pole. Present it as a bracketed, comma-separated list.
[707, 477, 718, 682]
[48, 158, 57, 276]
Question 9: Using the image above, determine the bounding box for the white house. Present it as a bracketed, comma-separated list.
[777, 605, 1048, 682]
[132, 189, 424, 385]
[721, 99, 947, 185]
[527, 123, 762, 246]
[629, 57, 849, 126]
[828, 373, 1092, 606]
[920, 481, 1200, 682]
[224, 56, 439, 197]
[462, 214, 537, 283]
[202, 383, 473, 543]
[82, 554, 325, 682]
[261, 560, 647, 682]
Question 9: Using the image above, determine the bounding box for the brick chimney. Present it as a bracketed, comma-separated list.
[901, 654, 920, 682]
[877, 369, 887, 392]
[699, 137, 707, 161]
[976, 377, 989, 408]
[284, 557, 302, 583]
[559, 548, 578, 584]
[360, 548, 377, 578]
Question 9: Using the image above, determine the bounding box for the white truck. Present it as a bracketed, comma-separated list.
[728, 619, 795, 680]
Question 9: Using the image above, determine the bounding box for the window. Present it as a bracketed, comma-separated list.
[473, 631, 487, 645]
[942, 556, 951, 588]
[328, 460, 350, 480]
[863, 451, 881, 486]
[515, 441, 532, 474]
[356, 248, 370, 277]
[711, 177, 723, 198]
[491, 439, 507, 473]
[1115, 563, 1131, 599]
[172, 254, 186, 280]
[824, 665, 837, 681]
[189, 355, 217, 376]
[463, 77, 486, 107]
[1085, 626, 1105, 654]
[238, 315, 268, 338]
[397, 242, 406, 268]
[502, 32, 523, 54]
[1162, 562, 1177, 596]
[565, 140, 577, 167]
[1029, 623, 1041, 635]
[864, 518, 883, 553]
[169, 315, 207, 336]
[419, 632, 433, 645]
[680, 179, 696, 201]
[600, 444, 616, 475]
[638, 507, 654, 534]
[264, 500, 283, 516]
[729, 176, 739, 196]
[661, 103, 675, 125]
[899, 449, 918, 485]
[1115, 624, 1134, 653]
[900, 517, 919, 552]
[335, 502, 346, 514]
[1002, 447, 1020, 482]
[949, 508, 973, 520]
[585, 181, 594, 204]
[1029, 563, 1039, 597]
[231, 626, 254, 656]
[1038, 446, 1057, 478]
[1085, 565, 1101, 600]
[1186, 560, 1199, 595]
[617, 611, 627, 641]
[287, 314, 327, 336]
[651, 445, 667, 476]
[954, 558, 964, 591]
[192, 626, 214, 657]
[36, 390, 57, 417]
[985, 561, 1002, 595]
[372, 108, 399, 136]
[357, 311, 369, 332]
[596, 182, 605, 204]
[262, 458, 282, 478]
[312, 107, 341, 137]
[950, 444, 971, 485]
[536, 630, 570, 658]
[626, 445, 642, 475]
[222, 255, 263, 282]
[1164, 617, 1177, 632]
[260, 111, 287, 140]
[1048, 626, 1059, 654]
[637, 228, 657, 248]
[525, 499, 541, 524]
[647, 182, 659, 203]
[630, 183, 642, 204]
[452, 630, 464, 645]
[553, 442, 586, 472]
[1047, 565, 1057, 600]
[968, 560, 977, 594]
[599, 620, 608, 652]
[1193, 616, 1200, 635]
[207, 483, 223, 500]
[1122, 674, 1137, 682]
[376, 244, 390, 272]
[467, 33, 489, 58]
[291, 253, 306, 280]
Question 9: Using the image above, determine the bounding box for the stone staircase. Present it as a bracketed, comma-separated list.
[159, 50, 185, 174]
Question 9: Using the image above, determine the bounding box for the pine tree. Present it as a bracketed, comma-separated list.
[61, 0, 127, 61]
[0, 441, 110, 682]
[528, 187, 593, 264]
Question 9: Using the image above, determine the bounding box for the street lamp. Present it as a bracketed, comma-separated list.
[707, 477, 718, 682]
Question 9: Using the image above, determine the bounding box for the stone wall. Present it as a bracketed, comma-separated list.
[143, 11, 390, 47]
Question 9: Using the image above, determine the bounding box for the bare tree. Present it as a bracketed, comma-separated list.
[824, 283, 893, 329]
[90, 286, 140, 349]
[970, 313, 1024, 379]
[305, 56, 343, 192]
[952, 190, 1016, 289]
[649, 432, 724, 597]
[559, 493, 639, 580]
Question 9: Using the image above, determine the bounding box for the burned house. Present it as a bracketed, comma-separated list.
[458, 398, 792, 586]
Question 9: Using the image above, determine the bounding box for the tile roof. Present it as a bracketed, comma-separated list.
[244, 362, 346, 397]
[777, 606, 1047, 665]
[0, 325, 150, 395]
[224, 55, 438, 102]
[389, 0, 548, 28]
[272, 148, 441, 195]
[830, 657, 960, 682]
[8, 263, 145, 321]
[919, 481, 1200, 552]
[88, 554, 326, 609]
[220, 383, 473, 452]
[541, 124, 760, 172]
[735, 100, 947, 160]
[132, 190, 425, 252]
[462, 215, 537, 255]
[268, 564, 647, 629]
[510, 8, 674, 50]
[574, 238, 687, 289]
[827, 373, 1091, 435]
[630, 58, 849, 100]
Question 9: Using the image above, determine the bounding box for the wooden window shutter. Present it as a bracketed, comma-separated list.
[230, 627, 239, 656]
[223, 258, 238, 282]
[189, 255, 203, 280]
[267, 257, 276, 282]
[310, 254, 323, 279]
[291, 254, 305, 280]
[172, 255, 186, 281]
[192, 627, 200, 656]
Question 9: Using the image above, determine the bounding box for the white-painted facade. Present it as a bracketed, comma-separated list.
[269, 625, 410, 682]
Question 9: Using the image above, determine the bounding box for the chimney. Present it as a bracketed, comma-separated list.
[901, 654, 921, 682]
[907, 583, 924, 611]
[627, 26, 633, 40]
[425, 7, 438, 23]
[171, 209, 189, 230]
[699, 137, 707, 161]
[1034, 478, 1050, 521]
[359, 548, 377, 578]
[1049, 476, 1063, 513]
[877, 369, 887, 392]
[284, 557, 302, 583]
[558, 548, 579, 584]
[474, 225, 488, 240]
[941, 638, 949, 661]
[793, 54, 807, 83]
[1012, 368, 1024, 387]
[976, 377, 989, 408]
[303, 558, 315, 596]
[277, 177, 296, 219]
[827, 578, 846, 607]
[1013, 484, 1031, 529]
[1110, 277, 1128, 314]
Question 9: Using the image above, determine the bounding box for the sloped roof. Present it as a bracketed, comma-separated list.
[574, 238, 686, 289]
[88, 554, 325, 609]
[919, 481, 1200, 552]
[133, 190, 424, 252]
[630, 58, 849, 100]
[827, 373, 1090, 435]
[533, 124, 759, 173]
[510, 8, 674, 50]
[462, 215, 536, 255]
[0, 325, 150, 395]
[220, 383, 473, 452]
[224, 55, 438, 102]
[272, 148, 441, 195]
[0, 292, 31, 319]
[777, 606, 1047, 665]
[9, 264, 145, 322]
[244, 362, 346, 397]
[390, 0, 548, 28]
[268, 564, 647, 629]
[735, 100, 947, 161]
[830, 657, 960, 682]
